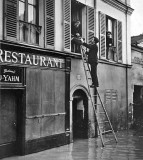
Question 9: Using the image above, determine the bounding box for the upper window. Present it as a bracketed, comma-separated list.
[4, 0, 41, 45]
[70, 0, 95, 54]
[71, 0, 83, 53]
[99, 12, 122, 62]
[19, 0, 40, 44]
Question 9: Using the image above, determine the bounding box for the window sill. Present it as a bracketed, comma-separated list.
[99, 58, 118, 63]
[18, 41, 40, 48]
[99, 58, 131, 68]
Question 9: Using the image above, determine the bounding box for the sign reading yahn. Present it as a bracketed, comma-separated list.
[0, 49, 65, 69]
[0, 66, 22, 83]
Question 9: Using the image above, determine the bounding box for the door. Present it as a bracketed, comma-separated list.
[0, 90, 18, 158]
[133, 85, 143, 130]
[72, 89, 88, 139]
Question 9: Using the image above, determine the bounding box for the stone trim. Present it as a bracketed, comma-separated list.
[101, 0, 134, 15]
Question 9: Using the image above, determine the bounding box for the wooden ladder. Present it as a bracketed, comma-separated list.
[80, 45, 118, 147]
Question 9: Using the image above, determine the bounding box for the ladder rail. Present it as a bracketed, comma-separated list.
[80, 46, 105, 147]
[80, 45, 118, 146]
[97, 90, 118, 143]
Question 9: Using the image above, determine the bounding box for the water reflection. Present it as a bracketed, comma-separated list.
[70, 130, 143, 160]
[2, 130, 143, 160]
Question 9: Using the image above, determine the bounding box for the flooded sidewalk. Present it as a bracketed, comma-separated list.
[2, 130, 143, 160]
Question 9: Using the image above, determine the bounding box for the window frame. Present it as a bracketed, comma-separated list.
[106, 15, 117, 61]
[18, 0, 41, 45]
[99, 12, 122, 63]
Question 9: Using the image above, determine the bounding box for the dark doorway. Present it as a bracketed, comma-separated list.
[0, 89, 24, 158]
[133, 85, 143, 130]
[72, 89, 88, 139]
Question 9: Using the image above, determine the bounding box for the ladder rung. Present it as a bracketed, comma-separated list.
[98, 112, 105, 114]
[104, 139, 115, 144]
[102, 130, 112, 134]
[92, 95, 98, 97]
[99, 121, 109, 124]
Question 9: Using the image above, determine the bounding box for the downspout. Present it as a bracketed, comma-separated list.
[125, 0, 129, 130]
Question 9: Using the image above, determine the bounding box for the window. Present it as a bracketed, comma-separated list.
[99, 12, 122, 62]
[63, 0, 95, 53]
[70, 0, 95, 54]
[4, 0, 41, 44]
[19, 0, 41, 44]
[106, 16, 117, 61]
[71, 0, 83, 53]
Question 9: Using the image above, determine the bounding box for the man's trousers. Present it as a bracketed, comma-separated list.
[90, 62, 99, 87]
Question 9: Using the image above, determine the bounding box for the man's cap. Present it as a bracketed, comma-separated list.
[94, 37, 99, 43]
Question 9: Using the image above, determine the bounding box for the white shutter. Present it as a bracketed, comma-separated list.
[45, 0, 55, 49]
[117, 21, 122, 62]
[63, 0, 71, 52]
[99, 12, 106, 59]
[87, 6, 95, 44]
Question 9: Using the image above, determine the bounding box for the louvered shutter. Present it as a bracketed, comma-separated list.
[117, 21, 122, 62]
[4, 0, 17, 41]
[104, 90, 118, 131]
[87, 7, 95, 44]
[63, 0, 71, 52]
[99, 12, 106, 59]
[45, 0, 55, 49]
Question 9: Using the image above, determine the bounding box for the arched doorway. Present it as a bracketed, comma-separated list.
[72, 89, 88, 139]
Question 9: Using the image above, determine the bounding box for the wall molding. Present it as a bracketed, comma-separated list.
[101, 0, 134, 15]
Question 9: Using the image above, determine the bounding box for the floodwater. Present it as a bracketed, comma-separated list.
[2, 130, 143, 160]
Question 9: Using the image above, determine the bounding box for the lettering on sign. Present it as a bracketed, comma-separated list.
[0, 49, 65, 69]
[0, 66, 22, 83]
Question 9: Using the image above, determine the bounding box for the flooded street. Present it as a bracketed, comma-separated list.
[2, 130, 143, 160]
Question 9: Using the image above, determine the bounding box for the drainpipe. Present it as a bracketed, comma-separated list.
[125, 0, 129, 130]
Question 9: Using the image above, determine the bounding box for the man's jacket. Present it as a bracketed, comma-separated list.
[83, 43, 98, 64]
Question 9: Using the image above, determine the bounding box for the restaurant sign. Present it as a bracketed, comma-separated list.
[0, 49, 65, 69]
[0, 66, 22, 83]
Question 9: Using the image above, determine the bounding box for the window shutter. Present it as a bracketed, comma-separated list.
[4, 0, 17, 41]
[63, 0, 71, 52]
[117, 21, 122, 61]
[45, 0, 55, 49]
[99, 12, 106, 59]
[104, 89, 118, 131]
[87, 7, 95, 44]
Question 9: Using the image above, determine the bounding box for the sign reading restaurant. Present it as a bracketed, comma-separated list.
[0, 49, 65, 69]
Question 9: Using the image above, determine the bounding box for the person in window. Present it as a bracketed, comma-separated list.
[106, 31, 112, 47]
[106, 31, 113, 59]
[71, 20, 81, 53]
[81, 37, 99, 87]
[71, 20, 81, 38]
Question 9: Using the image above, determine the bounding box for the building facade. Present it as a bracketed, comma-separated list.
[130, 35, 143, 130]
[0, 0, 133, 158]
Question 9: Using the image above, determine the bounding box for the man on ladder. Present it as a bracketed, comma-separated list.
[81, 37, 99, 88]
[79, 36, 118, 146]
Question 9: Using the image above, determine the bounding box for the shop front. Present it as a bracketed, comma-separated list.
[0, 41, 71, 158]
